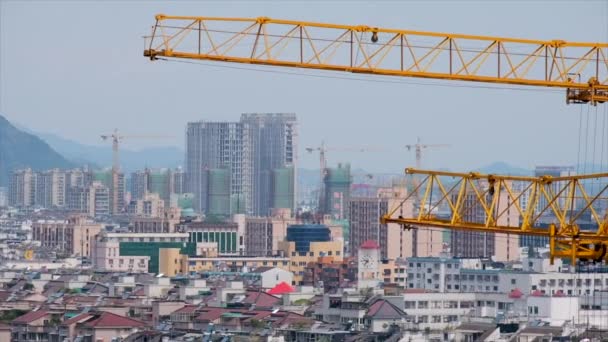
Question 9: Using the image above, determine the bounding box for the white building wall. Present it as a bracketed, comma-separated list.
[260, 268, 293, 289]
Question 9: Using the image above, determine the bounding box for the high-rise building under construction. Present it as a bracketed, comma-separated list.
[186, 114, 297, 216]
[240, 113, 297, 216]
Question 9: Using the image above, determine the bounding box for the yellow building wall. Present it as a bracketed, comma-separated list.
[279, 240, 344, 285]
[181, 255, 291, 273]
[159, 248, 182, 277]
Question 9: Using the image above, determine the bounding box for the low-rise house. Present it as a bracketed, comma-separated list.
[192, 307, 312, 334]
[515, 325, 568, 342]
[250, 267, 294, 289]
[452, 323, 500, 342]
[0, 322, 12, 342]
[364, 299, 409, 333]
[170, 305, 200, 330]
[11, 310, 57, 342]
[58, 311, 148, 341]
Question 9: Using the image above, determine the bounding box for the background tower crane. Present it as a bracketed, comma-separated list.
[305, 142, 384, 216]
[405, 137, 451, 170]
[405, 137, 450, 201]
[100, 129, 172, 214]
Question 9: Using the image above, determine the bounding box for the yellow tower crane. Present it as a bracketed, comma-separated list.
[143, 15, 608, 263]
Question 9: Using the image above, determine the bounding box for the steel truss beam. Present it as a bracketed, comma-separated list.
[144, 15, 608, 104]
[381, 168, 608, 264]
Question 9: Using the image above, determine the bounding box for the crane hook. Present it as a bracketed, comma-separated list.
[371, 31, 378, 43]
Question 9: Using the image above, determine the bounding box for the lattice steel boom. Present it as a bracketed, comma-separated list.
[381, 169, 608, 264]
[144, 14, 608, 104]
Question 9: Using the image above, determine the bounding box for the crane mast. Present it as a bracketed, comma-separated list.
[143, 15, 608, 263]
[144, 15, 608, 104]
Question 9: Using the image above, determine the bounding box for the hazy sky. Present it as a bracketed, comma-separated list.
[1, 0, 608, 173]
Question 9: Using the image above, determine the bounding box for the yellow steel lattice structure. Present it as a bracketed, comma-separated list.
[145, 15, 608, 104]
[381, 169, 608, 264]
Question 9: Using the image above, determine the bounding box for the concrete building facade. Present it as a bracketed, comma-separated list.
[8, 168, 35, 208]
[127, 192, 165, 218]
[31, 216, 103, 258]
[349, 187, 438, 260]
[186, 121, 245, 214]
[184, 221, 240, 255]
[245, 208, 297, 256]
[186, 113, 297, 216]
[241, 113, 297, 216]
[279, 224, 343, 285]
[450, 185, 520, 261]
[131, 207, 181, 233]
[92, 232, 192, 273]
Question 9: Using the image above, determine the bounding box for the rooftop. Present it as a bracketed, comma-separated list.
[13, 310, 49, 324]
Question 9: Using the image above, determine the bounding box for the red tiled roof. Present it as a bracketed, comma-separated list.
[268, 282, 294, 295]
[366, 299, 407, 319]
[62, 313, 94, 326]
[13, 310, 49, 324]
[172, 305, 198, 314]
[195, 308, 225, 322]
[360, 240, 380, 249]
[0, 291, 10, 301]
[243, 291, 280, 307]
[80, 312, 147, 328]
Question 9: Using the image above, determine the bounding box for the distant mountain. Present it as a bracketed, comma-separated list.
[475, 162, 532, 176]
[38, 133, 184, 172]
[0, 114, 75, 186]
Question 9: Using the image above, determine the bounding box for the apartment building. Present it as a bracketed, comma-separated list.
[450, 185, 520, 261]
[349, 187, 440, 260]
[92, 232, 192, 274]
[131, 207, 181, 233]
[245, 208, 297, 256]
[8, 168, 35, 208]
[186, 114, 297, 216]
[278, 224, 344, 285]
[406, 255, 608, 296]
[184, 221, 241, 255]
[180, 255, 290, 273]
[31, 216, 103, 258]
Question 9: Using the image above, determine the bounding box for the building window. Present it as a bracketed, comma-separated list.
[511, 279, 516, 285]
[328, 251, 332, 256]
[404, 301, 416, 309]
